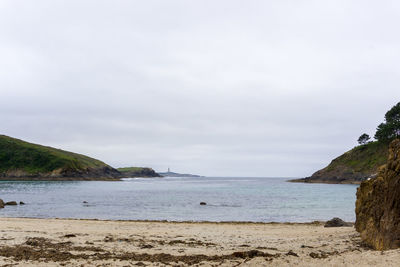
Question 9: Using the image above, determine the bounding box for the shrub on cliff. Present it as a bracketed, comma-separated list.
[357, 133, 370, 145]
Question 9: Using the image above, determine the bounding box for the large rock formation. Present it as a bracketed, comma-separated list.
[355, 139, 400, 250]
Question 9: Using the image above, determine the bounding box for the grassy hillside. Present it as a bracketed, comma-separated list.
[0, 135, 119, 179]
[324, 141, 388, 175]
[292, 141, 388, 184]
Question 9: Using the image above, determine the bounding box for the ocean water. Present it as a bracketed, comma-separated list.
[0, 177, 358, 222]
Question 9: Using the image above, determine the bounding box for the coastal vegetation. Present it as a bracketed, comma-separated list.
[0, 135, 167, 180]
[292, 102, 400, 184]
[357, 133, 370, 145]
[291, 141, 388, 184]
[0, 135, 120, 180]
[324, 141, 387, 175]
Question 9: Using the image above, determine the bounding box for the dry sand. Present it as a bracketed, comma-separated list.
[0, 217, 399, 266]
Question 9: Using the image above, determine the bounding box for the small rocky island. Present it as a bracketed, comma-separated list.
[117, 167, 161, 178]
[158, 171, 202, 178]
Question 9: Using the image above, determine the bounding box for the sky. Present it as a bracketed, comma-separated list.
[1, 0, 400, 177]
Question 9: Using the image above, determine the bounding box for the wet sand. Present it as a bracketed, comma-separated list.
[0, 218, 399, 266]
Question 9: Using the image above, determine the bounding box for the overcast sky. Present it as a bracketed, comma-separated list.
[1, 1, 400, 177]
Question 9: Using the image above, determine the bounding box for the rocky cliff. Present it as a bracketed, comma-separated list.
[290, 141, 388, 184]
[355, 139, 400, 250]
[0, 135, 120, 180]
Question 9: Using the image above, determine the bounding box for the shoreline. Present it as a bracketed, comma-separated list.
[0, 177, 122, 181]
[288, 178, 362, 184]
[0, 217, 398, 266]
[0, 216, 339, 225]
[1, 177, 363, 184]
[0, 176, 164, 181]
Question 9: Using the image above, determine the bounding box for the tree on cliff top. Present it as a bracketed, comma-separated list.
[358, 133, 370, 145]
[375, 102, 400, 142]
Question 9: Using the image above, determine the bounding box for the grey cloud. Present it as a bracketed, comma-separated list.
[1, 0, 400, 176]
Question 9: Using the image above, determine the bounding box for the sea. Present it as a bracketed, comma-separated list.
[0, 177, 358, 223]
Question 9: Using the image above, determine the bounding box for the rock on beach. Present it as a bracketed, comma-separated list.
[324, 217, 352, 227]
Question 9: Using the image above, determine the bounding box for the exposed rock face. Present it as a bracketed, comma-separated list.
[0, 199, 4, 208]
[355, 139, 400, 250]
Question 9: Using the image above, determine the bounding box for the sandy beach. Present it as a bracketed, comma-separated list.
[0, 218, 398, 266]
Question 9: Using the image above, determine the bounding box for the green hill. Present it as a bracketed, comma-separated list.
[0, 135, 120, 180]
[291, 141, 388, 184]
[117, 167, 161, 178]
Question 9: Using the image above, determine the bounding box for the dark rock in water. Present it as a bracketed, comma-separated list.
[19, 201, 25, 205]
[0, 199, 4, 208]
[324, 217, 352, 227]
[5, 201, 18, 206]
[83, 201, 88, 204]
[355, 139, 400, 250]
[200, 202, 207, 205]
